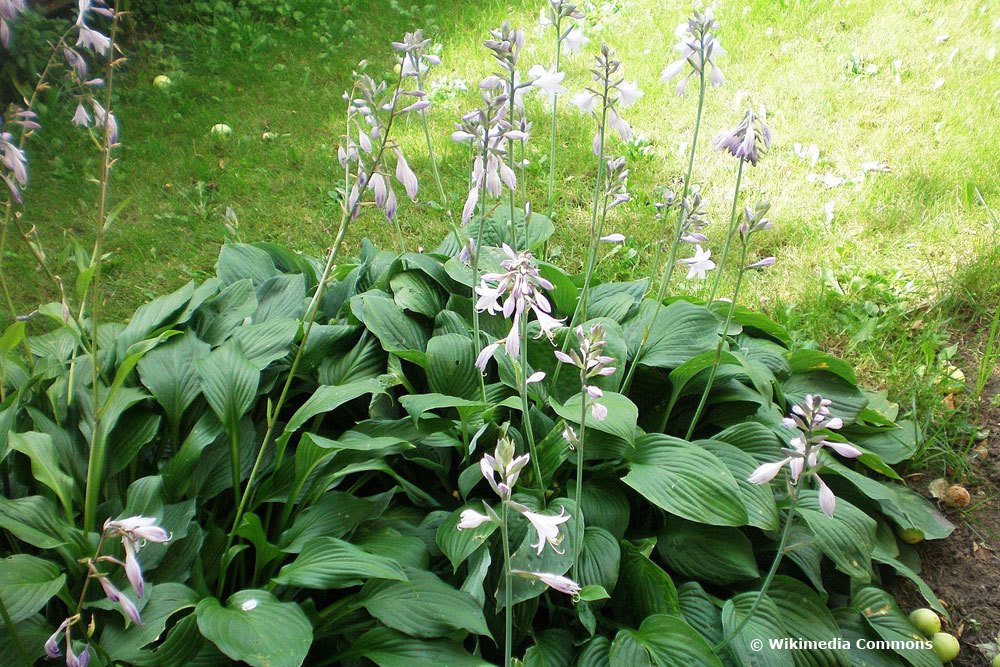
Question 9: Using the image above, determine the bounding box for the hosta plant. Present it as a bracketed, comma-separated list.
[0, 220, 954, 665]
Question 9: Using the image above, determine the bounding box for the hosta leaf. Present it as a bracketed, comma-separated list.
[613, 541, 680, 627]
[626, 300, 720, 369]
[101, 583, 199, 662]
[361, 567, 491, 639]
[9, 431, 74, 520]
[577, 527, 621, 593]
[425, 334, 479, 400]
[852, 587, 942, 667]
[0, 555, 65, 623]
[657, 518, 758, 585]
[677, 582, 723, 646]
[0, 615, 54, 664]
[277, 492, 377, 553]
[465, 204, 555, 250]
[341, 627, 491, 667]
[137, 333, 211, 425]
[280, 378, 383, 440]
[128, 613, 204, 666]
[195, 590, 311, 667]
[796, 491, 876, 582]
[575, 478, 630, 541]
[788, 349, 857, 384]
[524, 629, 575, 667]
[721, 592, 795, 667]
[782, 371, 868, 425]
[577, 636, 612, 667]
[623, 434, 748, 526]
[699, 439, 779, 530]
[399, 393, 487, 425]
[319, 333, 386, 385]
[253, 274, 307, 322]
[391, 270, 447, 317]
[833, 608, 909, 667]
[351, 292, 430, 359]
[662, 349, 742, 423]
[609, 614, 723, 667]
[217, 244, 278, 286]
[436, 502, 498, 571]
[0, 495, 75, 550]
[551, 391, 638, 444]
[232, 318, 299, 370]
[115, 281, 195, 358]
[272, 536, 407, 588]
[197, 341, 259, 433]
[193, 278, 258, 345]
[587, 280, 647, 322]
[767, 576, 850, 666]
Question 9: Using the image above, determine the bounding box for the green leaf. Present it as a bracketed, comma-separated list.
[609, 614, 723, 667]
[9, 432, 74, 520]
[577, 585, 611, 602]
[788, 349, 857, 383]
[551, 391, 638, 444]
[623, 434, 748, 526]
[425, 334, 479, 400]
[272, 536, 407, 588]
[661, 349, 742, 423]
[351, 292, 430, 359]
[391, 271, 447, 317]
[197, 341, 259, 433]
[341, 627, 492, 667]
[0, 555, 65, 623]
[797, 490, 876, 582]
[399, 393, 487, 425]
[852, 587, 943, 667]
[465, 205, 555, 250]
[281, 379, 382, 440]
[699, 439, 779, 530]
[253, 274, 307, 322]
[782, 371, 868, 424]
[101, 583, 199, 662]
[277, 492, 378, 553]
[576, 636, 612, 667]
[677, 582, 723, 646]
[721, 592, 795, 667]
[195, 590, 312, 667]
[137, 333, 212, 425]
[435, 502, 498, 571]
[626, 300, 720, 369]
[361, 567, 491, 639]
[767, 576, 851, 666]
[217, 244, 278, 286]
[657, 518, 758, 585]
[193, 279, 258, 345]
[233, 318, 299, 369]
[576, 478, 630, 541]
[612, 541, 680, 627]
[115, 281, 195, 358]
[0, 495, 73, 549]
[577, 527, 621, 593]
[524, 629, 575, 667]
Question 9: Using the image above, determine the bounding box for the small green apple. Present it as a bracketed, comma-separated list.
[908, 608, 941, 636]
[153, 75, 172, 90]
[931, 632, 959, 663]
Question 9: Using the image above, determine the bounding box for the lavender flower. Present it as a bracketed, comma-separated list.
[44, 618, 73, 659]
[572, 45, 640, 154]
[479, 437, 531, 501]
[453, 90, 517, 225]
[1, 126, 27, 203]
[92, 564, 142, 624]
[678, 244, 716, 280]
[393, 29, 441, 78]
[554, 323, 616, 421]
[661, 7, 725, 95]
[603, 156, 630, 209]
[474, 244, 565, 368]
[748, 394, 862, 516]
[104, 515, 170, 598]
[712, 108, 772, 166]
[0, 0, 26, 48]
[511, 570, 582, 595]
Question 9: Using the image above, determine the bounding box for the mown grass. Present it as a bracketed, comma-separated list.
[5, 0, 999, 472]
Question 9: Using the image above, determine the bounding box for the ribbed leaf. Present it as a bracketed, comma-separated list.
[852, 587, 943, 667]
[626, 300, 720, 369]
[137, 333, 211, 425]
[272, 536, 407, 588]
[699, 439, 779, 530]
[195, 590, 311, 667]
[0, 555, 65, 623]
[768, 577, 850, 666]
[341, 627, 492, 667]
[797, 491, 876, 582]
[436, 502, 498, 571]
[197, 341, 259, 432]
[612, 541, 680, 627]
[658, 518, 758, 585]
[721, 592, 794, 667]
[425, 334, 479, 400]
[609, 614, 723, 667]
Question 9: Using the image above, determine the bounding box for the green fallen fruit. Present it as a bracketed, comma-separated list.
[908, 608, 941, 636]
[153, 74, 172, 89]
[898, 527, 925, 544]
[992, 654, 1000, 667]
[931, 632, 960, 663]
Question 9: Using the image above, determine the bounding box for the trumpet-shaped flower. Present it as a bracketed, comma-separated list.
[521, 506, 570, 555]
[678, 244, 716, 280]
[564, 26, 589, 54]
[661, 8, 725, 95]
[458, 507, 494, 530]
[712, 108, 772, 166]
[104, 515, 169, 598]
[528, 64, 566, 100]
[511, 570, 582, 595]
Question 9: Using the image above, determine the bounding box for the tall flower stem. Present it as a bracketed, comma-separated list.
[471, 138, 490, 403]
[550, 70, 610, 389]
[678, 240, 749, 437]
[506, 74, 519, 250]
[714, 488, 799, 652]
[572, 369, 588, 582]
[218, 76, 404, 596]
[518, 313, 544, 494]
[621, 66, 706, 395]
[546, 22, 563, 218]
[707, 158, 745, 305]
[82, 6, 119, 533]
[500, 503, 513, 667]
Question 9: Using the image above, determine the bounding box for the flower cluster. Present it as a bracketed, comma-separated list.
[602, 156, 630, 210]
[474, 244, 564, 369]
[1, 116, 30, 203]
[338, 68, 422, 221]
[572, 44, 642, 153]
[66, 2, 119, 142]
[458, 438, 580, 595]
[739, 201, 776, 269]
[45, 516, 169, 667]
[748, 394, 862, 516]
[555, 323, 616, 422]
[0, 0, 26, 48]
[661, 6, 725, 95]
[539, 1, 588, 55]
[453, 90, 517, 225]
[393, 29, 441, 79]
[712, 107, 772, 166]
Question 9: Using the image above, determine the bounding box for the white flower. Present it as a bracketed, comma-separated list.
[457, 508, 494, 530]
[520, 506, 571, 555]
[617, 80, 643, 107]
[571, 91, 599, 114]
[678, 244, 716, 280]
[600, 233, 625, 243]
[511, 570, 582, 595]
[564, 27, 589, 54]
[528, 64, 566, 100]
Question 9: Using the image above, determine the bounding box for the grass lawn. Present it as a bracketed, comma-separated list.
[6, 0, 999, 470]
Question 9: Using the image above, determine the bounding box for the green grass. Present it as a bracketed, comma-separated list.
[5, 0, 999, 470]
